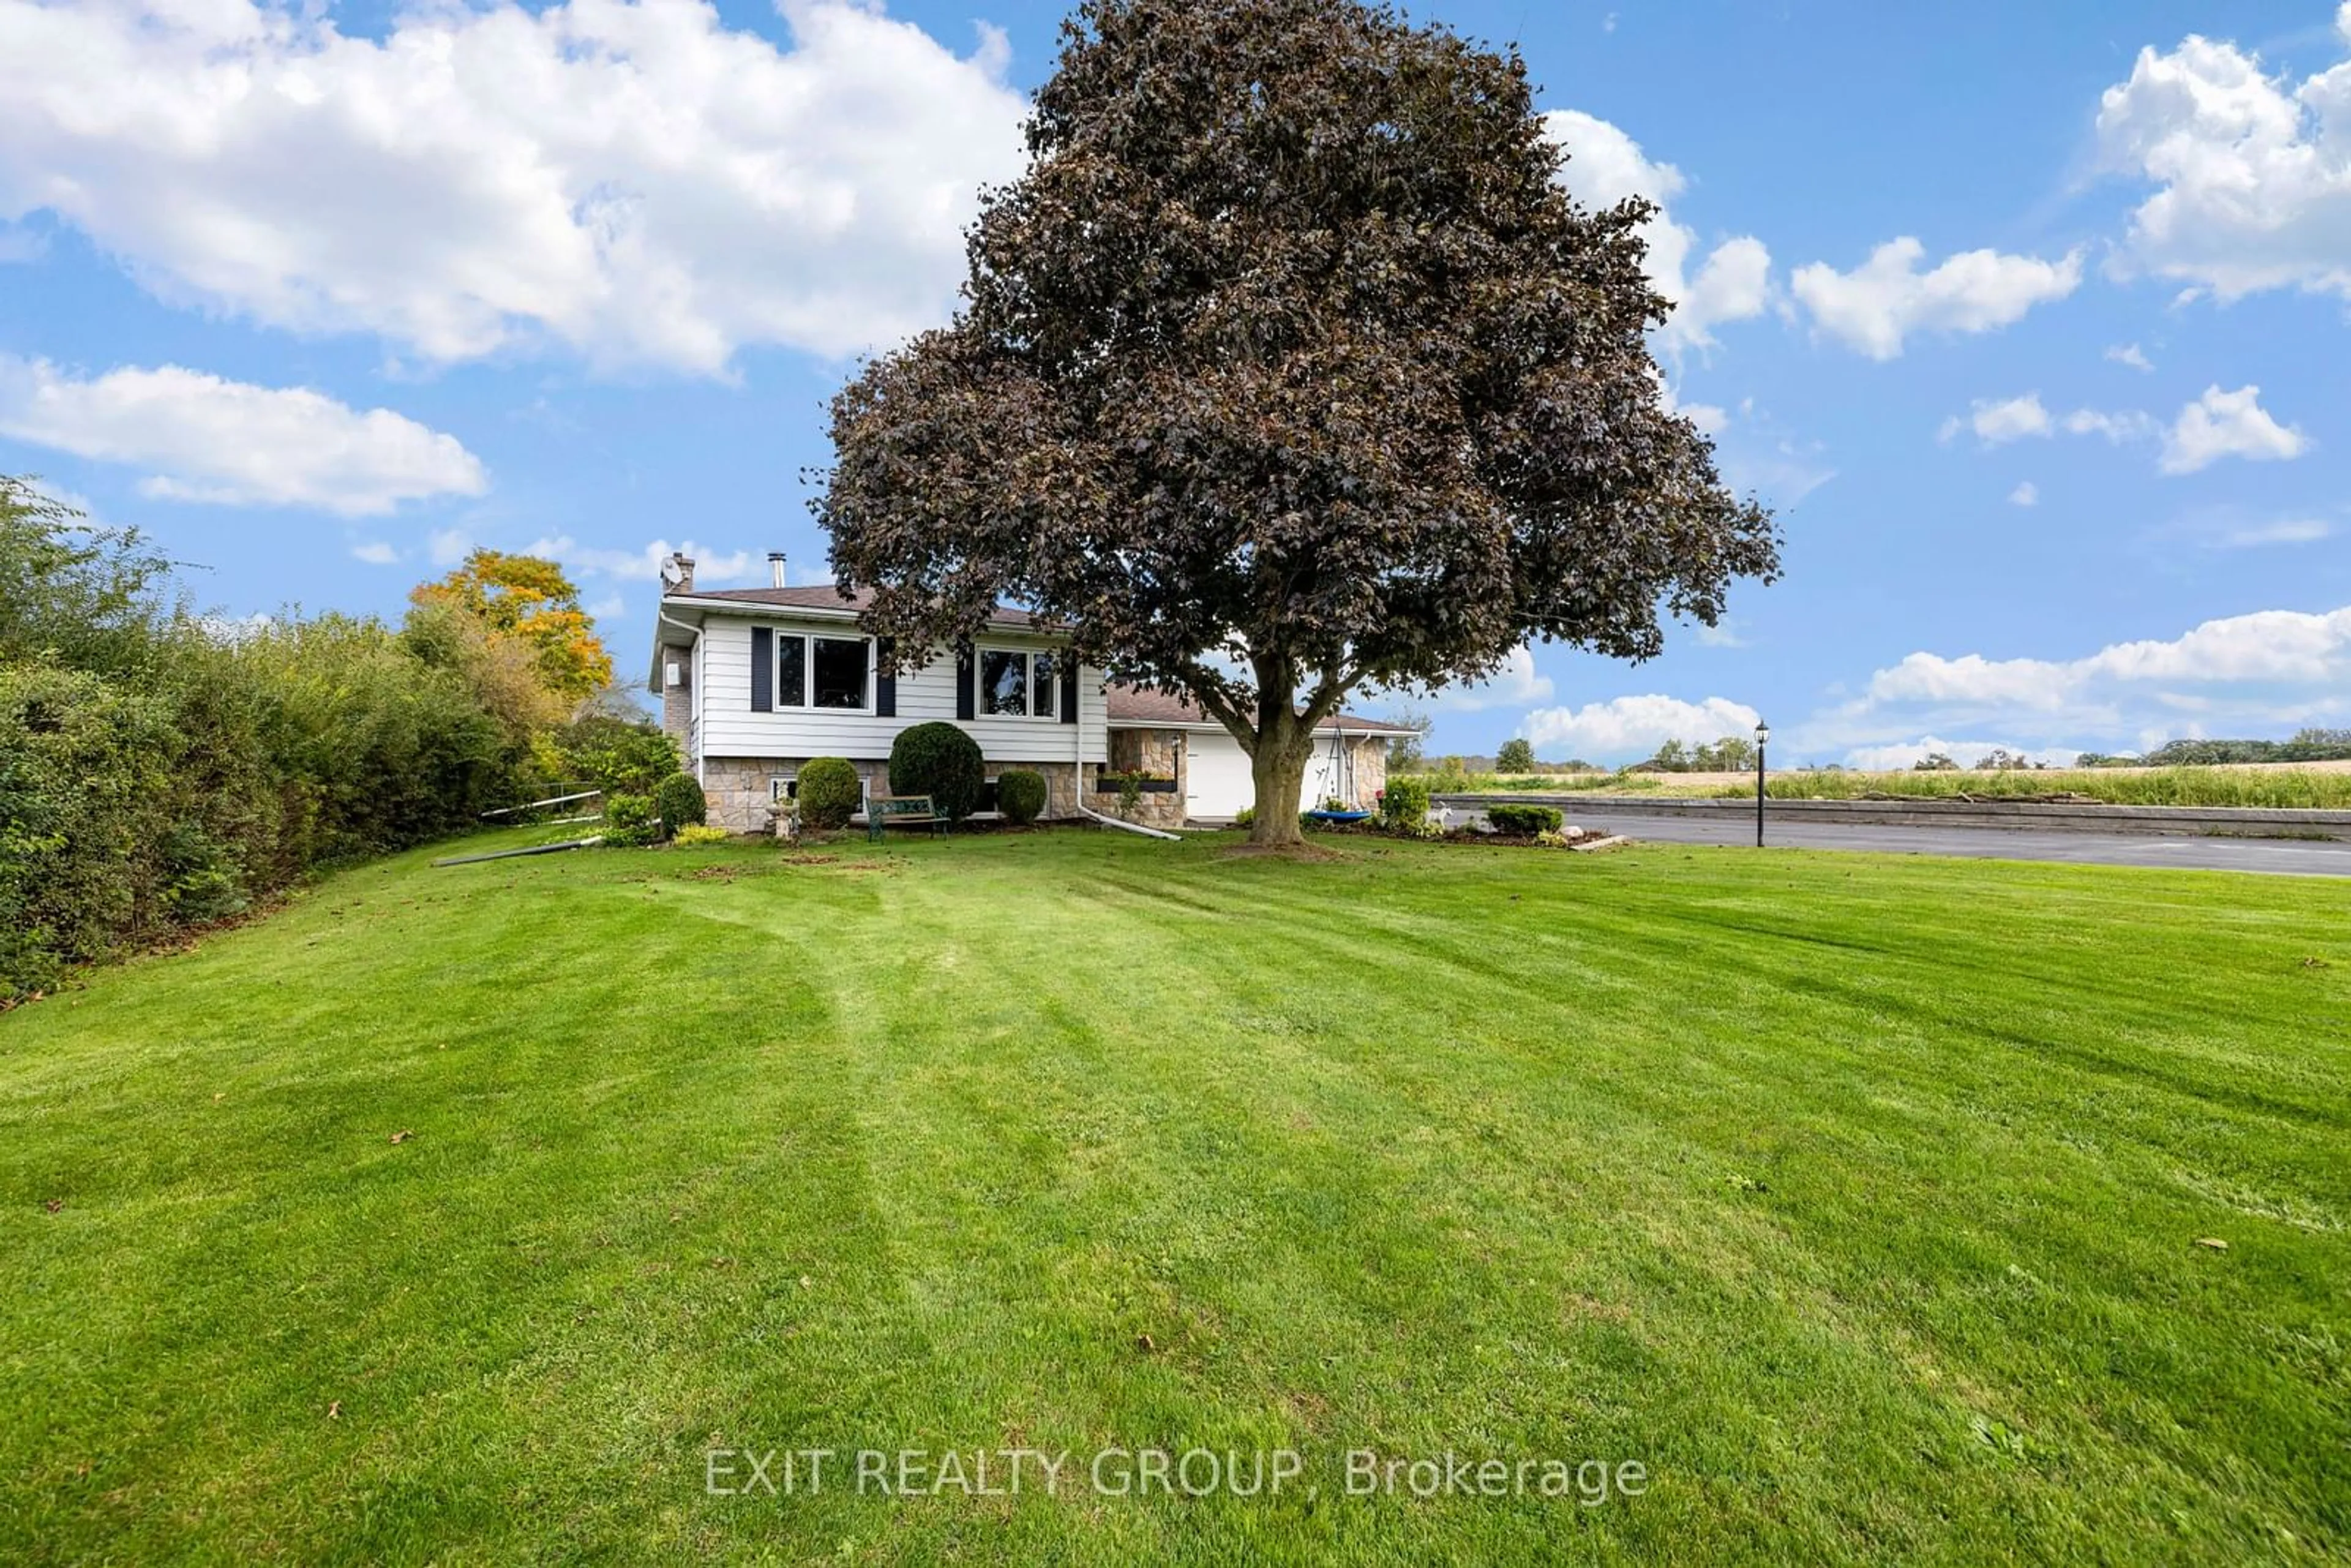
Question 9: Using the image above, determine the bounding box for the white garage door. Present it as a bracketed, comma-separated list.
[1182, 730, 1256, 820]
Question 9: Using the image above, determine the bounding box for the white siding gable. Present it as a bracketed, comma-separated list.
[693, 613, 1109, 765]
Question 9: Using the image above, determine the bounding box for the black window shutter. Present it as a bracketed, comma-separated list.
[955, 642, 975, 721]
[750, 626, 773, 711]
[1060, 654, 1079, 723]
[876, 638, 896, 718]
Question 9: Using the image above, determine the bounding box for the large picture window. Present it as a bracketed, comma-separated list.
[980, 647, 1057, 719]
[812, 637, 869, 710]
[770, 632, 871, 712]
[981, 649, 1028, 716]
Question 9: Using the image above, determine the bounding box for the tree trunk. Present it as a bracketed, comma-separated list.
[1246, 719, 1314, 846]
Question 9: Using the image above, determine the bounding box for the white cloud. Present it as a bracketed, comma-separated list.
[200, 610, 276, 645]
[1941, 396, 2165, 451]
[0, 0, 1027, 376]
[2105, 342, 2154, 372]
[0, 356, 486, 516]
[1694, 618, 1748, 648]
[0, 219, 43, 263]
[1545, 111, 1773, 353]
[2081, 606, 2351, 683]
[2214, 517, 2331, 547]
[427, 528, 473, 568]
[2062, 407, 2160, 442]
[1421, 645, 1555, 711]
[1865, 651, 2075, 711]
[2096, 14, 2351, 304]
[2159, 384, 2310, 474]
[1790, 238, 2082, 359]
[2008, 481, 2039, 507]
[1520, 694, 1761, 759]
[351, 540, 399, 565]
[1940, 392, 2052, 445]
[1795, 603, 2351, 762]
[527, 533, 755, 585]
[586, 592, 626, 621]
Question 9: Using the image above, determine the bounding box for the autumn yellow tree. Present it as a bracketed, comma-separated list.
[410, 549, 613, 703]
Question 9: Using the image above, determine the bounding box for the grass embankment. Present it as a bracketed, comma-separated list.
[1415, 766, 2351, 809]
[4, 829, 2347, 1562]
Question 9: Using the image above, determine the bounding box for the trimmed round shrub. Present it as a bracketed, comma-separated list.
[652, 771, 707, 836]
[1485, 803, 1564, 836]
[1379, 775, 1431, 829]
[996, 768, 1048, 825]
[888, 721, 986, 822]
[602, 793, 659, 847]
[797, 757, 863, 830]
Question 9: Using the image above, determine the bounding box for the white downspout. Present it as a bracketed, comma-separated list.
[1078, 798, 1180, 841]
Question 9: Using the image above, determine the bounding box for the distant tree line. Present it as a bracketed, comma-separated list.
[1629, 736, 1758, 773]
[1909, 749, 2052, 771]
[2075, 732, 2351, 768]
[0, 478, 669, 1002]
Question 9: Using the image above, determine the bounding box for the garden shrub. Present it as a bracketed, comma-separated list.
[602, 793, 659, 847]
[670, 823, 730, 847]
[0, 479, 615, 999]
[996, 769, 1047, 825]
[888, 722, 986, 822]
[1231, 806, 1255, 829]
[1486, 803, 1564, 836]
[652, 772, 707, 836]
[797, 757, 863, 830]
[159, 823, 250, 923]
[1379, 775, 1431, 828]
[544, 713, 680, 797]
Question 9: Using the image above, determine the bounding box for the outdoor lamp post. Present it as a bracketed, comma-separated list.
[1754, 720, 1770, 847]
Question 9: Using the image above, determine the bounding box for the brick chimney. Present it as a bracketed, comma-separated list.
[662, 552, 694, 595]
[767, 550, 787, 588]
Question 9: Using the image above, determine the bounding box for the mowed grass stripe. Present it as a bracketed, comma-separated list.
[1, 828, 2344, 1562]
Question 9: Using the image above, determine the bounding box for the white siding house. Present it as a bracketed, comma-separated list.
[688, 613, 1108, 770]
[648, 554, 1410, 832]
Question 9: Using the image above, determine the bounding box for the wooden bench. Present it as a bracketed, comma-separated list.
[866, 793, 945, 842]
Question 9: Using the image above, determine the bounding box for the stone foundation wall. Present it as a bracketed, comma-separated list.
[699, 756, 1088, 833]
[1345, 736, 1389, 811]
[1093, 730, 1187, 828]
[1086, 762, 1185, 828]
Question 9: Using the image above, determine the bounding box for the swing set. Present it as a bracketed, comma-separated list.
[1302, 722, 1374, 823]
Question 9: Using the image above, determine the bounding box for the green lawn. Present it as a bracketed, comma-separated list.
[4, 828, 2347, 1563]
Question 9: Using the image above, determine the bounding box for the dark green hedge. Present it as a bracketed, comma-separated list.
[797, 757, 863, 830]
[652, 772, 707, 835]
[996, 769, 1048, 825]
[1485, 804, 1564, 836]
[889, 722, 986, 822]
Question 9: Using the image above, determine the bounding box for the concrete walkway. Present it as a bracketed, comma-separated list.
[1535, 810, 2351, 877]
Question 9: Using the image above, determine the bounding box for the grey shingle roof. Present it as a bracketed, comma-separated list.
[1104, 684, 1414, 736]
[680, 584, 1043, 626]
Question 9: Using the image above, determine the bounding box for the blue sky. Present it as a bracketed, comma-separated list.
[2, 0, 2345, 765]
